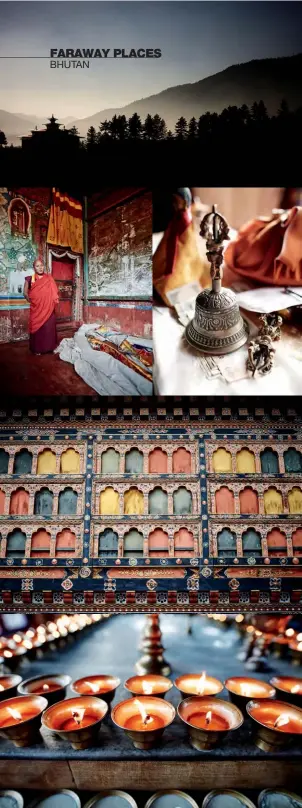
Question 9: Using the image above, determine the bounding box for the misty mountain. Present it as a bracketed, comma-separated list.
[71, 53, 302, 134]
[1, 53, 301, 144]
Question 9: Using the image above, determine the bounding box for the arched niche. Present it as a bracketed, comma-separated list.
[217, 528, 237, 557]
[284, 448, 302, 473]
[55, 529, 76, 557]
[9, 488, 29, 516]
[148, 529, 169, 557]
[37, 449, 56, 474]
[174, 528, 194, 557]
[60, 449, 80, 474]
[0, 490, 5, 515]
[260, 449, 279, 474]
[6, 529, 26, 557]
[34, 488, 53, 516]
[31, 529, 51, 558]
[58, 488, 78, 515]
[123, 529, 144, 558]
[0, 449, 9, 475]
[124, 487, 144, 515]
[263, 487, 283, 515]
[242, 529, 262, 557]
[148, 487, 168, 515]
[215, 486, 234, 514]
[236, 449, 256, 473]
[212, 448, 232, 473]
[148, 448, 168, 474]
[292, 529, 302, 556]
[99, 487, 120, 516]
[101, 448, 120, 474]
[267, 528, 287, 557]
[98, 528, 118, 557]
[239, 487, 259, 514]
[288, 487, 302, 514]
[125, 448, 143, 474]
[173, 486, 192, 515]
[13, 449, 32, 475]
[172, 447, 192, 474]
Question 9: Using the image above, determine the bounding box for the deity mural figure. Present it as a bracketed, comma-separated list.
[23, 257, 59, 355]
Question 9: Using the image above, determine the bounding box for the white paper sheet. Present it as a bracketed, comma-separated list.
[235, 286, 302, 313]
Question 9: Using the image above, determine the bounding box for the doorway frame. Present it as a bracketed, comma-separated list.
[47, 247, 83, 322]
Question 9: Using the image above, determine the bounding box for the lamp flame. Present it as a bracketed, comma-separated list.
[142, 681, 153, 695]
[42, 684, 50, 692]
[205, 711, 212, 725]
[71, 708, 85, 727]
[241, 685, 252, 698]
[134, 698, 152, 726]
[0, 685, 4, 692]
[291, 685, 301, 694]
[274, 714, 290, 728]
[84, 681, 99, 694]
[7, 707, 22, 722]
[197, 672, 206, 695]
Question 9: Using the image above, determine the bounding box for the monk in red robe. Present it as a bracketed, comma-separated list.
[24, 258, 59, 354]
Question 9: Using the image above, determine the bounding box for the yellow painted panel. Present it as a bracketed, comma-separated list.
[288, 487, 302, 514]
[236, 449, 256, 473]
[99, 487, 120, 515]
[60, 449, 80, 474]
[264, 487, 283, 514]
[37, 450, 56, 474]
[212, 448, 232, 473]
[124, 488, 144, 515]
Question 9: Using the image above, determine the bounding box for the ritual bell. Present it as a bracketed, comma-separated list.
[186, 205, 247, 355]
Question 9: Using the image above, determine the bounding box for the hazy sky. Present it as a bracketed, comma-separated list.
[0, 2, 301, 119]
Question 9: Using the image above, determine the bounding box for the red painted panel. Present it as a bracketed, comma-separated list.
[10, 489, 29, 515]
[31, 529, 51, 558]
[173, 448, 192, 474]
[267, 529, 287, 557]
[149, 448, 168, 474]
[292, 529, 302, 555]
[52, 259, 74, 280]
[215, 486, 235, 514]
[83, 304, 152, 338]
[239, 487, 259, 514]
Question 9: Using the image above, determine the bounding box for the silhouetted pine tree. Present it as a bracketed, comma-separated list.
[251, 100, 268, 123]
[278, 99, 290, 117]
[152, 114, 167, 140]
[240, 104, 251, 125]
[143, 114, 155, 140]
[0, 130, 7, 147]
[175, 116, 188, 139]
[86, 126, 97, 148]
[188, 117, 198, 139]
[98, 120, 111, 140]
[128, 112, 143, 139]
[197, 112, 216, 139]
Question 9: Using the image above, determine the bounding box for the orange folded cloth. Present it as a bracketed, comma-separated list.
[224, 206, 302, 286]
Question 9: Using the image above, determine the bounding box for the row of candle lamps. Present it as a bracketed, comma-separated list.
[0, 615, 107, 671]
[1, 789, 302, 808]
[0, 670, 302, 753]
[207, 615, 302, 664]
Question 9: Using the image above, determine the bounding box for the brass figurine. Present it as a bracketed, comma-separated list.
[247, 313, 283, 377]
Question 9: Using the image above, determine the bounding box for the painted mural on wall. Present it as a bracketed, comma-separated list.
[88, 192, 152, 299]
[0, 189, 49, 299]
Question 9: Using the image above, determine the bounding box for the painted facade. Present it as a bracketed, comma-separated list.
[0, 399, 301, 613]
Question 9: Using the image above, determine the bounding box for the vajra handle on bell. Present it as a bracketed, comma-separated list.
[200, 204, 230, 293]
